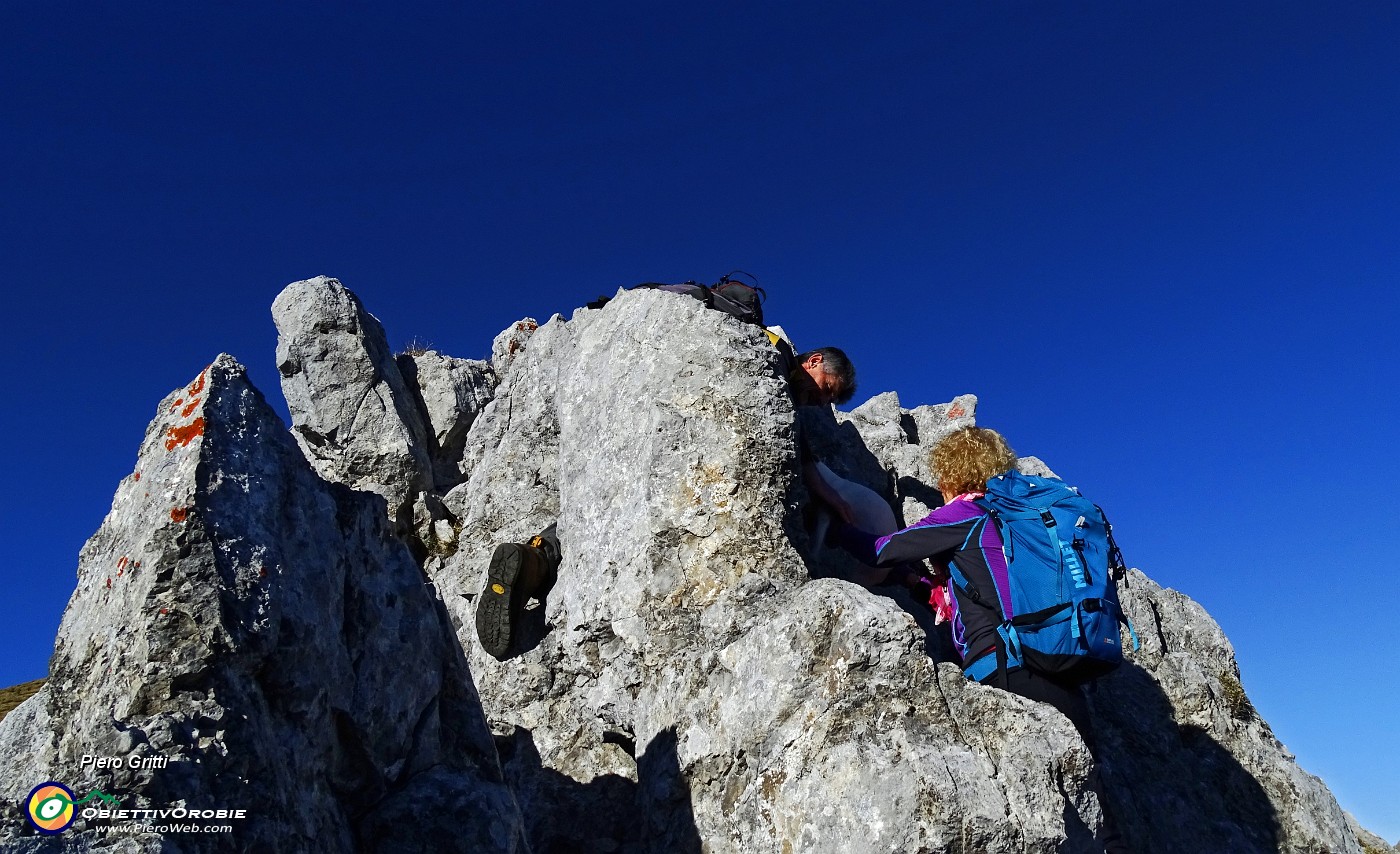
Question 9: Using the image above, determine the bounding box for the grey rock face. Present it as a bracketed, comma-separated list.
[3, 279, 1383, 853]
[835, 390, 978, 524]
[273, 276, 434, 524]
[1348, 816, 1398, 854]
[0, 356, 522, 852]
[395, 349, 496, 489]
[490, 317, 542, 375]
[439, 287, 1372, 853]
[840, 403, 1373, 854]
[435, 290, 1109, 852]
[1097, 572, 1365, 853]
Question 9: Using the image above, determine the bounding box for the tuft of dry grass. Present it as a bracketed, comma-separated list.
[400, 338, 435, 357]
[0, 678, 46, 724]
[1219, 671, 1255, 722]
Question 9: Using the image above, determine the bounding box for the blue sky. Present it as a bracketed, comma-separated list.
[4, 0, 1397, 841]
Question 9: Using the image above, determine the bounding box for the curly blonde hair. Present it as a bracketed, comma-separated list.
[930, 427, 1017, 497]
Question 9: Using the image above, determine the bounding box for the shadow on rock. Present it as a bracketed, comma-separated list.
[497, 725, 701, 854]
[798, 406, 892, 498]
[894, 474, 944, 526]
[1090, 662, 1282, 854]
[789, 405, 956, 664]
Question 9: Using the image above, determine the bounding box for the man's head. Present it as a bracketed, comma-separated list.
[793, 347, 856, 407]
[930, 427, 1017, 498]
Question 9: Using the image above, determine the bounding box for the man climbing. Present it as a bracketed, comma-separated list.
[773, 342, 857, 409]
[472, 342, 858, 661]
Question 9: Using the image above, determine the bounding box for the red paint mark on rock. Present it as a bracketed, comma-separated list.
[947, 404, 967, 419]
[106, 578, 112, 589]
[134, 472, 141, 482]
[159, 608, 169, 615]
[164, 417, 205, 451]
[170, 507, 188, 523]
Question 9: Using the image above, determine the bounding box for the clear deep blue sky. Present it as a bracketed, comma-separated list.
[3, 1, 1397, 841]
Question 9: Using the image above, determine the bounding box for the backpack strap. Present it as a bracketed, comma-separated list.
[964, 650, 999, 682]
[957, 502, 1023, 684]
[1040, 510, 1089, 590]
[718, 269, 765, 296]
[963, 632, 1023, 685]
[1096, 503, 1129, 583]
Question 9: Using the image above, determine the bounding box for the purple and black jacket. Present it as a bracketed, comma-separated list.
[834, 496, 1011, 677]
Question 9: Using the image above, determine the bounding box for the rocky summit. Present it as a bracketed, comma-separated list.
[0, 277, 1391, 854]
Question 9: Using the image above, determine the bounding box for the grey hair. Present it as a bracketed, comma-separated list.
[797, 346, 856, 405]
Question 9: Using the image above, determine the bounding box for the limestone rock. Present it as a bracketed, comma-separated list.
[396, 349, 496, 489]
[273, 276, 434, 524]
[436, 289, 1110, 852]
[843, 397, 1375, 854]
[1095, 571, 1366, 853]
[3, 281, 1386, 853]
[490, 317, 542, 375]
[827, 391, 978, 525]
[1016, 454, 1057, 478]
[0, 356, 522, 852]
[438, 287, 1372, 852]
[1348, 815, 1398, 854]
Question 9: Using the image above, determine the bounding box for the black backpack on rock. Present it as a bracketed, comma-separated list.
[586, 271, 766, 327]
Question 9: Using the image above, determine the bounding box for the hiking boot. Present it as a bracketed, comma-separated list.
[475, 524, 561, 660]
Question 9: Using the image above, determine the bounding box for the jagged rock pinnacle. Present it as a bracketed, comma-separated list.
[0, 355, 522, 852]
[0, 281, 1383, 853]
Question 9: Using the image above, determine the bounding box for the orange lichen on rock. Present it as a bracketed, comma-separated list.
[948, 404, 967, 419]
[181, 399, 201, 418]
[169, 398, 184, 413]
[170, 507, 188, 523]
[164, 417, 205, 451]
[117, 556, 128, 570]
[187, 370, 207, 397]
[133, 472, 141, 482]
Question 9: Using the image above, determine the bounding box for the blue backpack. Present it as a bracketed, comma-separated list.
[969, 470, 1138, 684]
